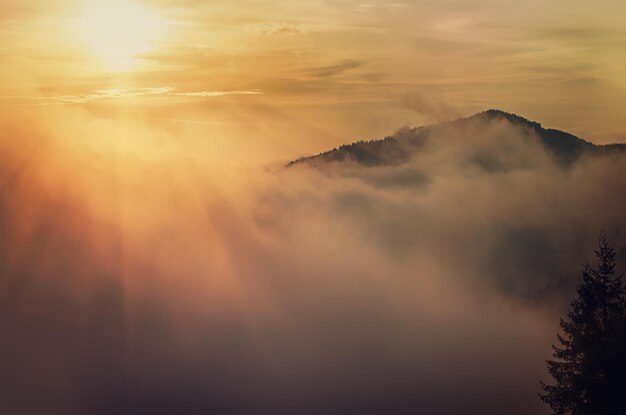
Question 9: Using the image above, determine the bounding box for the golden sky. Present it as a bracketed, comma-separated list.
[2, 3, 626, 413]
[2, 0, 626, 157]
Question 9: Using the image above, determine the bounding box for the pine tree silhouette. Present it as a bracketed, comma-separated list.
[540, 233, 626, 414]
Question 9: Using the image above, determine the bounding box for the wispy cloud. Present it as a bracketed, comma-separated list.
[172, 90, 263, 97]
[246, 22, 304, 35]
[355, 2, 412, 13]
[57, 87, 176, 103]
[1, 87, 264, 104]
[401, 92, 462, 122]
[306, 59, 364, 78]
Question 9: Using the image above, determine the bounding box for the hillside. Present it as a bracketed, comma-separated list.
[289, 110, 626, 168]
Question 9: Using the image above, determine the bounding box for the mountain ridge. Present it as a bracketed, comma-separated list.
[289, 109, 626, 168]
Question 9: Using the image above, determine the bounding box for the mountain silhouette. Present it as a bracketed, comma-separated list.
[289, 109, 626, 168]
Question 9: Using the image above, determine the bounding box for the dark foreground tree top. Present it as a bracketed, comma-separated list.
[540, 233, 626, 414]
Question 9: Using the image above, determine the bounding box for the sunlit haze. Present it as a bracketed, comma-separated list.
[1, 1, 626, 414]
[74, 0, 169, 70]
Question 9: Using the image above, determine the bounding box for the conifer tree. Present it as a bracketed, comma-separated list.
[540, 233, 626, 414]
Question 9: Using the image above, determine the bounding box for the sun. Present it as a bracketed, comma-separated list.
[76, 0, 168, 70]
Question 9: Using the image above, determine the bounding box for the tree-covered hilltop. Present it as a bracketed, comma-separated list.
[289, 110, 626, 168]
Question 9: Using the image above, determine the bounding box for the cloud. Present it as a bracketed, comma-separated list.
[305, 59, 364, 77]
[355, 2, 412, 13]
[58, 87, 177, 103]
[400, 92, 462, 122]
[1, 87, 264, 104]
[246, 22, 304, 35]
[0, 106, 625, 414]
[171, 89, 263, 97]
[286, 114, 626, 303]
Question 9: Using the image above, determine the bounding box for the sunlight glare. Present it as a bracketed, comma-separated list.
[76, 0, 167, 70]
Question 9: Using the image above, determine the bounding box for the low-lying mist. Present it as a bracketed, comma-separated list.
[1, 106, 625, 414]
